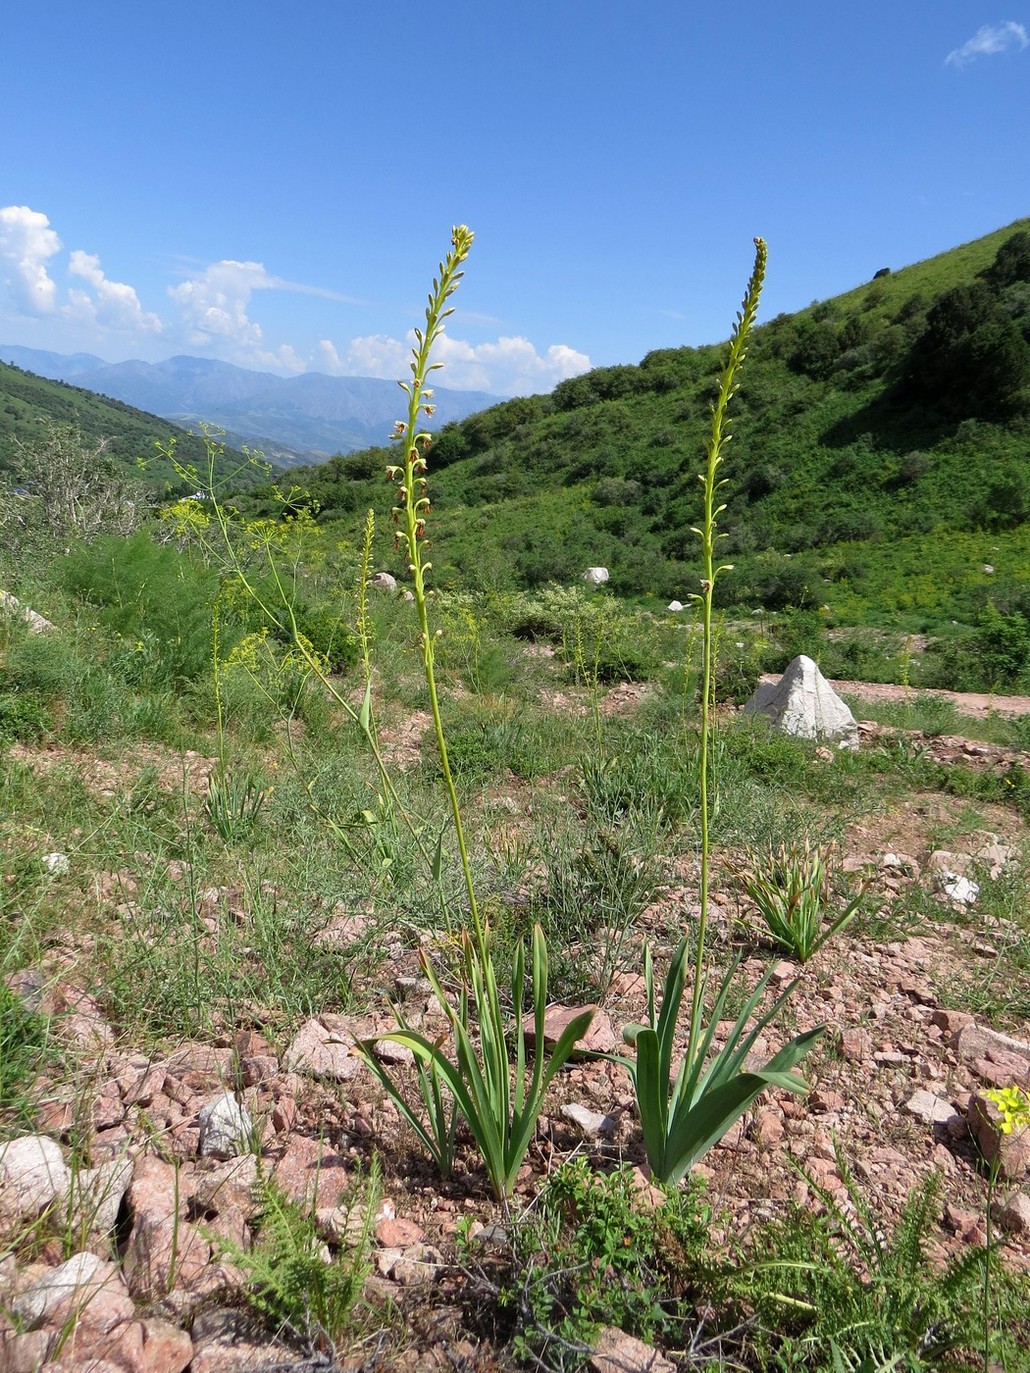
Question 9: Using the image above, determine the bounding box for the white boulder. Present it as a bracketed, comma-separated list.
[198, 1093, 253, 1158]
[0, 590, 55, 634]
[582, 567, 609, 586]
[744, 655, 858, 750]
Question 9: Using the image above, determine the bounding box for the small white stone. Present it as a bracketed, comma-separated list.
[197, 1093, 253, 1159]
[561, 1103, 618, 1139]
[943, 875, 979, 906]
[42, 853, 70, 876]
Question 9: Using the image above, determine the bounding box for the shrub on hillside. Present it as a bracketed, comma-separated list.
[58, 532, 222, 688]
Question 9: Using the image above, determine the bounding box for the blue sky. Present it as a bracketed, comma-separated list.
[1, 3, 1027, 396]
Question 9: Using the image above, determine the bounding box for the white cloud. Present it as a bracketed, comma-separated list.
[0, 205, 61, 314]
[336, 330, 591, 395]
[169, 259, 271, 351]
[316, 338, 345, 373]
[946, 21, 1028, 66]
[66, 250, 163, 334]
[339, 332, 411, 379]
[168, 259, 304, 370]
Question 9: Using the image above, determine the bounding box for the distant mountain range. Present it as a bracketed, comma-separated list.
[0, 346, 499, 466]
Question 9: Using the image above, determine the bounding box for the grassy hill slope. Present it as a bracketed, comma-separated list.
[241, 220, 1030, 631]
[0, 361, 246, 490]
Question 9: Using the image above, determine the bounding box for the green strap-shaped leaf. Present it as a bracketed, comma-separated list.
[632, 1026, 670, 1181]
[660, 1025, 825, 1185]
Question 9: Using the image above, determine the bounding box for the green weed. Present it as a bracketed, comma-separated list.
[497, 1157, 712, 1371]
[0, 979, 50, 1127]
[736, 836, 863, 962]
[740, 1160, 1028, 1370]
[214, 1164, 379, 1354]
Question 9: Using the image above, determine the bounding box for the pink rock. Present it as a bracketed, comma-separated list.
[313, 911, 370, 949]
[521, 1004, 609, 1057]
[0, 1136, 70, 1222]
[930, 1008, 975, 1040]
[971, 1055, 1030, 1090]
[0, 1330, 53, 1373]
[13, 1253, 132, 1329]
[140, 1317, 194, 1373]
[627, 1166, 667, 1210]
[270, 1097, 298, 1133]
[968, 1094, 1030, 1181]
[996, 1192, 1030, 1237]
[946, 1202, 980, 1236]
[120, 1066, 166, 1106]
[123, 1157, 212, 1300]
[239, 1056, 277, 1086]
[754, 1109, 784, 1147]
[163, 1044, 234, 1083]
[839, 1027, 872, 1062]
[190, 1341, 287, 1372]
[608, 971, 646, 1000]
[375, 1216, 424, 1247]
[810, 1090, 846, 1113]
[284, 1019, 361, 1081]
[956, 1024, 1030, 1082]
[124, 1214, 213, 1302]
[271, 1136, 351, 1211]
[61, 1316, 144, 1369]
[591, 1325, 676, 1372]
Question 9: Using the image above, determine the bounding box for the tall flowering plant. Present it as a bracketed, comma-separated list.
[361, 228, 594, 1200]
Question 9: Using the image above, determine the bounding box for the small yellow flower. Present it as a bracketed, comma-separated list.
[984, 1085, 1030, 1134]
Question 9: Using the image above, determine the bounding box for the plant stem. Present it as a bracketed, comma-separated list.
[688, 237, 767, 1070]
[391, 227, 483, 947]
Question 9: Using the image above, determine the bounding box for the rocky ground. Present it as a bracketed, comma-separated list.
[2, 687, 1030, 1372]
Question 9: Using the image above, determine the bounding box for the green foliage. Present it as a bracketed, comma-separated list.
[0, 980, 49, 1126]
[530, 814, 662, 999]
[0, 365, 243, 490]
[101, 863, 358, 1040]
[907, 281, 1030, 418]
[737, 836, 863, 962]
[214, 1166, 377, 1352]
[236, 217, 1030, 623]
[742, 1162, 1021, 1370]
[0, 421, 151, 555]
[608, 240, 825, 1186]
[981, 229, 1030, 289]
[204, 771, 267, 843]
[361, 926, 593, 1200]
[287, 603, 359, 674]
[579, 735, 700, 829]
[612, 941, 824, 1184]
[501, 1158, 712, 1370]
[0, 688, 53, 743]
[58, 532, 223, 689]
[922, 602, 1030, 692]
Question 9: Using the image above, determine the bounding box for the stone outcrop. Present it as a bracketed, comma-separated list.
[744, 655, 859, 748]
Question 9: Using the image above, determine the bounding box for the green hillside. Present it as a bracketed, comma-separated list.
[0, 361, 245, 490]
[250, 219, 1030, 632]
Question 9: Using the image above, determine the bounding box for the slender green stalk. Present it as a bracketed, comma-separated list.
[688, 237, 766, 1068]
[386, 225, 483, 944]
[355, 509, 376, 684]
